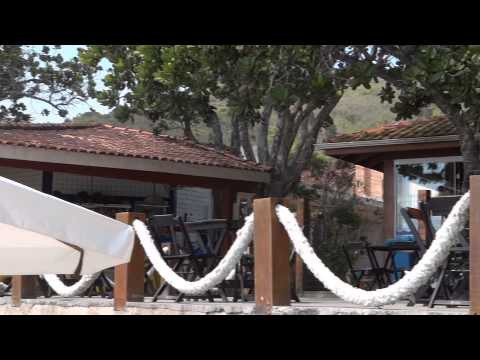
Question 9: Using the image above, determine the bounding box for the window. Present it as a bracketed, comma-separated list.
[394, 157, 465, 237]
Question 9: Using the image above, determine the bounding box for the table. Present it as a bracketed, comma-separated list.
[367, 244, 421, 287]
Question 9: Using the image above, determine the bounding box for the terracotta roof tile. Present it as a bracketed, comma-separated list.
[0, 123, 271, 173]
[328, 116, 457, 143]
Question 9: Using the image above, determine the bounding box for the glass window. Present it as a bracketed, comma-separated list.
[395, 158, 464, 238]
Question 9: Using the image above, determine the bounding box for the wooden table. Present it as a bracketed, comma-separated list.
[367, 244, 421, 287]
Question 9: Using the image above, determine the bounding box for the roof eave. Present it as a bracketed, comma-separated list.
[315, 135, 460, 150]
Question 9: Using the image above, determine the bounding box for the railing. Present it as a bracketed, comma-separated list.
[8, 180, 479, 315]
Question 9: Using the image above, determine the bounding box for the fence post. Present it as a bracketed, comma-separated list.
[253, 198, 291, 314]
[11, 276, 22, 307]
[470, 176, 480, 314]
[114, 212, 146, 311]
[10, 275, 41, 307]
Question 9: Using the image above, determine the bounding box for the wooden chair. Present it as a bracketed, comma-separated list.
[400, 207, 432, 256]
[148, 215, 223, 303]
[343, 241, 381, 290]
[420, 196, 469, 308]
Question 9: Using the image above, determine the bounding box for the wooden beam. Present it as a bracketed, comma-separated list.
[114, 212, 146, 311]
[253, 198, 290, 314]
[470, 175, 480, 315]
[383, 160, 395, 240]
[325, 141, 459, 157]
[213, 185, 235, 221]
[42, 171, 53, 194]
[326, 147, 461, 171]
[10, 275, 42, 306]
[11, 276, 22, 307]
[0, 157, 262, 194]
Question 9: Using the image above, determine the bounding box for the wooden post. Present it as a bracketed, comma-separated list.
[417, 189, 432, 242]
[470, 176, 480, 315]
[10, 275, 41, 306]
[254, 198, 290, 314]
[114, 212, 146, 311]
[11, 276, 22, 307]
[383, 160, 395, 240]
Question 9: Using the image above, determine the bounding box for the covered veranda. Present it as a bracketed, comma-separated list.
[315, 116, 477, 312]
[0, 119, 478, 315]
[0, 123, 269, 301]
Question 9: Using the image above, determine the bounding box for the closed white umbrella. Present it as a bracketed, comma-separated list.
[0, 176, 135, 275]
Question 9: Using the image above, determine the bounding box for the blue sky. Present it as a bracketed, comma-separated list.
[23, 45, 111, 123]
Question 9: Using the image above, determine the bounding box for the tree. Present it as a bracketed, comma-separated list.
[343, 45, 480, 188]
[81, 45, 367, 196]
[0, 45, 94, 121]
[78, 45, 219, 144]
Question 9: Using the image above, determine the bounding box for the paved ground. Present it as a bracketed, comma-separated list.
[0, 291, 470, 315]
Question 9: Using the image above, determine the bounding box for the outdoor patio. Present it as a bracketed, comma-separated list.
[0, 292, 469, 315]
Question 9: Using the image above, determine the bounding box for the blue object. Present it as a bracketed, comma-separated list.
[385, 235, 417, 281]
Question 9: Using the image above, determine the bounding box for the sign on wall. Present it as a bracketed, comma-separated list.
[175, 187, 214, 221]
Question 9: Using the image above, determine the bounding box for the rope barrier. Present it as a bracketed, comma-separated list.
[132, 214, 254, 295]
[38, 191, 469, 304]
[42, 273, 101, 297]
[275, 191, 470, 307]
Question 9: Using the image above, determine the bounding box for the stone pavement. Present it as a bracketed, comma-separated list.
[0, 292, 470, 315]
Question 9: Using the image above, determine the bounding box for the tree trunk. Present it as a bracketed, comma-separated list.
[207, 111, 224, 150]
[230, 113, 241, 156]
[461, 128, 480, 191]
[257, 101, 273, 164]
[183, 118, 197, 142]
[238, 115, 256, 162]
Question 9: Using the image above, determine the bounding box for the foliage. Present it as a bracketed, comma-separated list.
[343, 45, 480, 185]
[0, 45, 94, 121]
[80, 45, 374, 196]
[296, 154, 361, 282]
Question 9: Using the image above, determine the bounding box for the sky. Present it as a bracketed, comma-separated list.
[23, 45, 111, 123]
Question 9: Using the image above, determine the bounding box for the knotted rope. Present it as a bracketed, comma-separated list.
[132, 214, 254, 295]
[275, 191, 470, 306]
[42, 192, 469, 303]
[42, 273, 101, 297]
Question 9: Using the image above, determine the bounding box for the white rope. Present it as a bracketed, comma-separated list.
[42, 273, 101, 297]
[132, 214, 254, 295]
[276, 191, 470, 307]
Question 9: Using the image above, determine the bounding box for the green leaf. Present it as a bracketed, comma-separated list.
[270, 85, 289, 101]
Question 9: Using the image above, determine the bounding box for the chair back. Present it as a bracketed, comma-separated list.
[400, 207, 432, 254]
[342, 241, 370, 272]
[421, 195, 468, 248]
[183, 219, 228, 256]
[423, 195, 461, 217]
[148, 214, 197, 256]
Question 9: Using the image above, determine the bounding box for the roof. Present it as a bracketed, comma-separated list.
[327, 116, 456, 144]
[0, 123, 270, 173]
[316, 116, 462, 172]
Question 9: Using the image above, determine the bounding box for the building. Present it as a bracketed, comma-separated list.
[316, 116, 463, 240]
[0, 123, 270, 223]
